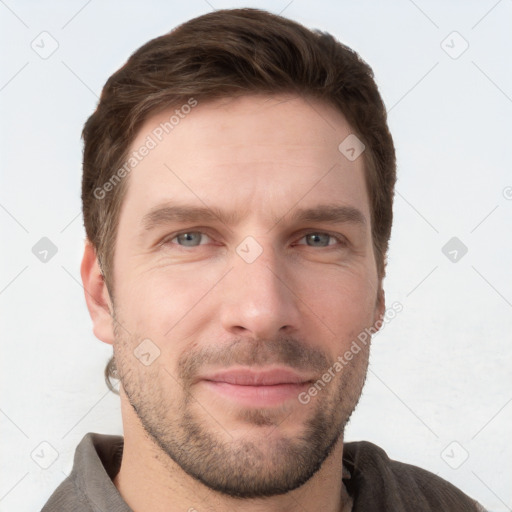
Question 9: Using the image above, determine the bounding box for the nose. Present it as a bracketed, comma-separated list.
[219, 243, 302, 340]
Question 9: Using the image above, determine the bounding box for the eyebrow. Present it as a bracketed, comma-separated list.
[140, 203, 367, 232]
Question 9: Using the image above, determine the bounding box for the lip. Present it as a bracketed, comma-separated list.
[200, 367, 314, 386]
[198, 367, 314, 407]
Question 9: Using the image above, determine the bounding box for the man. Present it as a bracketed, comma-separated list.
[42, 8, 486, 512]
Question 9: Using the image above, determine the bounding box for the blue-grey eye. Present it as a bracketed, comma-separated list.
[174, 232, 204, 246]
[305, 233, 332, 247]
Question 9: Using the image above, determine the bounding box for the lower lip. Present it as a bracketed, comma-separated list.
[201, 380, 310, 407]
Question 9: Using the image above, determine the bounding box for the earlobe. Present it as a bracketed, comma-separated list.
[80, 240, 115, 345]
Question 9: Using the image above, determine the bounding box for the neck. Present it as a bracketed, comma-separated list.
[113, 396, 352, 512]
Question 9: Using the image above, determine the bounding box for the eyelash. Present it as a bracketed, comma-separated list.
[161, 230, 348, 249]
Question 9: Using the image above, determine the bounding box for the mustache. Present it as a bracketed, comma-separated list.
[177, 335, 330, 384]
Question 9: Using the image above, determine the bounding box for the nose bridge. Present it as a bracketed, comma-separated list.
[219, 237, 300, 337]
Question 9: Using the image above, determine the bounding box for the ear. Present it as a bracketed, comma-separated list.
[80, 239, 115, 345]
[372, 286, 386, 331]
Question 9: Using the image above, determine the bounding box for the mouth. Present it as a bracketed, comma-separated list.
[198, 367, 314, 407]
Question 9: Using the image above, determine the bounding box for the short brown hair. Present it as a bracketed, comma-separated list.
[81, 8, 396, 390]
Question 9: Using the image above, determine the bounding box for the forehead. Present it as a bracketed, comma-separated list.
[120, 94, 370, 226]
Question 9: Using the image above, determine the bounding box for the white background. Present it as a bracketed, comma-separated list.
[1, 1, 511, 511]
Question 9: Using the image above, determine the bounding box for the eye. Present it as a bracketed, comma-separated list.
[296, 232, 345, 248]
[168, 231, 212, 247]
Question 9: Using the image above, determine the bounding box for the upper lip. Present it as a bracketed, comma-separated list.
[200, 367, 314, 386]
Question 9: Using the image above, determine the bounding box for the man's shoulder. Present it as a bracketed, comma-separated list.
[343, 440, 486, 512]
[41, 432, 127, 512]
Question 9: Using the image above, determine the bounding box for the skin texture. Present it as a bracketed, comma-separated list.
[81, 94, 386, 512]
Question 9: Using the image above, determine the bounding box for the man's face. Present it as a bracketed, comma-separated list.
[109, 94, 384, 498]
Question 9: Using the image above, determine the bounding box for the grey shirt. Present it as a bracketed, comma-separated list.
[41, 433, 486, 511]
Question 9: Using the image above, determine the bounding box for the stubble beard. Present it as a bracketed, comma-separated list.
[114, 322, 369, 499]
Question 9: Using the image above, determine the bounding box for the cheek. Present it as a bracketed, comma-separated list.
[117, 264, 221, 340]
[299, 266, 377, 332]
